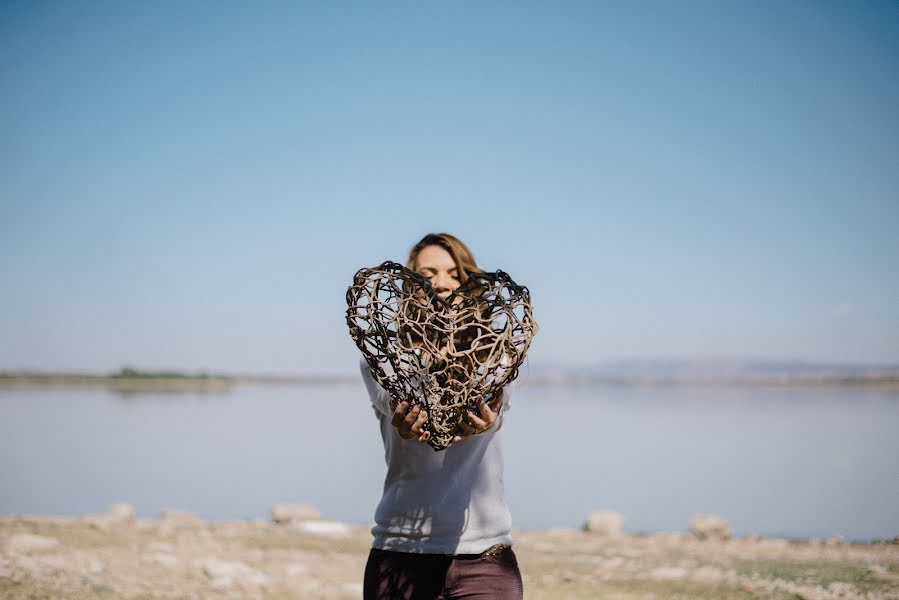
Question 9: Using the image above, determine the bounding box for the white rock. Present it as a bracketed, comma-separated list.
[161, 509, 204, 526]
[209, 577, 234, 590]
[106, 502, 135, 523]
[85, 557, 105, 574]
[146, 542, 175, 553]
[5, 534, 60, 555]
[194, 557, 269, 587]
[143, 552, 181, 569]
[37, 555, 70, 570]
[271, 503, 321, 524]
[294, 520, 350, 536]
[584, 510, 624, 536]
[827, 582, 853, 595]
[689, 514, 732, 540]
[651, 566, 687, 580]
[285, 562, 308, 577]
[691, 566, 725, 583]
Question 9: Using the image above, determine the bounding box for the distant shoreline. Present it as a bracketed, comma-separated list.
[0, 374, 237, 392]
[0, 373, 358, 392]
[1, 372, 897, 390]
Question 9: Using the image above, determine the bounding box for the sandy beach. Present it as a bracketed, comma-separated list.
[2, 506, 897, 600]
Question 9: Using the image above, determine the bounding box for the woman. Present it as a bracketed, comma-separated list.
[361, 233, 524, 600]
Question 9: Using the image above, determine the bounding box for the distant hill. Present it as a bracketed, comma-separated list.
[521, 358, 899, 386]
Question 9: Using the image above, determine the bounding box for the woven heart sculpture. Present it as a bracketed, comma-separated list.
[346, 261, 536, 451]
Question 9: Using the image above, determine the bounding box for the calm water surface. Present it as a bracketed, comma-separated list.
[1, 383, 897, 541]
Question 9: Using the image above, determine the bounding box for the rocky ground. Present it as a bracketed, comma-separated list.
[1, 506, 897, 600]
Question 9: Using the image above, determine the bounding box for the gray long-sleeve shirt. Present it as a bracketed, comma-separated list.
[360, 358, 514, 554]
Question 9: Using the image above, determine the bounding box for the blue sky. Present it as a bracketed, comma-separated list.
[1, 1, 897, 374]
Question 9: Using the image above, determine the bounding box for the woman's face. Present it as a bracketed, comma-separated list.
[414, 245, 461, 300]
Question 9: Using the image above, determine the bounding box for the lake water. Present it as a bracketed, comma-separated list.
[1, 383, 897, 541]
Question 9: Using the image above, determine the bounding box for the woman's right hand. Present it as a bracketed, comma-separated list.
[390, 400, 431, 444]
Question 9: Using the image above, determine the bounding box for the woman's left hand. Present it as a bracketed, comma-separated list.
[454, 391, 504, 442]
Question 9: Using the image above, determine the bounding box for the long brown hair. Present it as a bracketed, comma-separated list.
[407, 233, 480, 283]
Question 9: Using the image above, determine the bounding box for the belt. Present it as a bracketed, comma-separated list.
[453, 544, 511, 560]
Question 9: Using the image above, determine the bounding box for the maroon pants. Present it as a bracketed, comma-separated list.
[363, 547, 524, 600]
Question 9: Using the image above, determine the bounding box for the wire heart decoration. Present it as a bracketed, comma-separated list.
[346, 261, 537, 450]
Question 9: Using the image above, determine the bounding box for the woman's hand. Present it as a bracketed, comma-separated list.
[390, 391, 504, 445]
[454, 391, 504, 442]
[390, 400, 431, 444]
